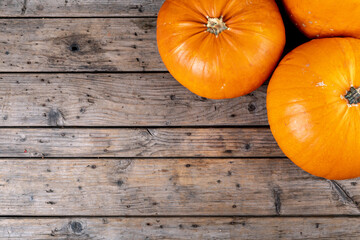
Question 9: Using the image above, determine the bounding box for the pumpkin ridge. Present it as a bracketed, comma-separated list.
[267, 37, 360, 179]
[167, 0, 205, 20]
[158, 0, 285, 98]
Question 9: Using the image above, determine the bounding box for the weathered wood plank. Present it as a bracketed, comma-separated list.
[0, 74, 267, 126]
[0, 18, 163, 72]
[0, 128, 281, 157]
[0, 158, 358, 216]
[0, 0, 163, 17]
[0, 217, 360, 239]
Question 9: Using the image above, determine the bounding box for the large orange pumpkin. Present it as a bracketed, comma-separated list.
[282, 0, 360, 38]
[157, 0, 286, 99]
[267, 38, 360, 180]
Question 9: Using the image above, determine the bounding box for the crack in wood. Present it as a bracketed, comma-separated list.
[329, 180, 360, 210]
[146, 128, 153, 137]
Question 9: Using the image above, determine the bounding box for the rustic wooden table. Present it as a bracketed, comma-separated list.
[0, 0, 358, 239]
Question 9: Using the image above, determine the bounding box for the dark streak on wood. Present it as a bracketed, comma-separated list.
[273, 186, 282, 215]
[21, 0, 28, 15]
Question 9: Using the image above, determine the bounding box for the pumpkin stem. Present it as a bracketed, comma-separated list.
[344, 87, 360, 104]
[206, 16, 228, 36]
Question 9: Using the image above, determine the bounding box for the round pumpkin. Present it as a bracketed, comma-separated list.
[267, 37, 360, 180]
[282, 0, 360, 38]
[157, 0, 286, 99]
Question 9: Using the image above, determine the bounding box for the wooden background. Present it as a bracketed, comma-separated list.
[0, 0, 358, 239]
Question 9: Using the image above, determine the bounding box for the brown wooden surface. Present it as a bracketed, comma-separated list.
[0, 158, 357, 216]
[0, 217, 359, 239]
[0, 74, 267, 126]
[0, 18, 163, 72]
[0, 0, 163, 17]
[1, 0, 359, 238]
[0, 128, 281, 158]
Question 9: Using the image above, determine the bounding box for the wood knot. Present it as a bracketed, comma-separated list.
[69, 221, 83, 233]
[117, 180, 124, 187]
[69, 43, 80, 52]
[248, 103, 256, 112]
[48, 108, 65, 126]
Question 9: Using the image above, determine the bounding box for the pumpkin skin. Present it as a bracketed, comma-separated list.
[267, 38, 360, 180]
[282, 0, 360, 38]
[157, 0, 285, 99]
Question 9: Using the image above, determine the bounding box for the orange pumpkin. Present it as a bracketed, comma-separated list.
[282, 0, 360, 38]
[267, 38, 360, 180]
[157, 0, 286, 99]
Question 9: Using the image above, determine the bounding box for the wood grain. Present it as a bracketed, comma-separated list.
[0, 128, 281, 158]
[0, 18, 163, 72]
[0, 0, 163, 17]
[0, 217, 360, 239]
[0, 74, 267, 126]
[0, 0, 342, 237]
[0, 158, 358, 216]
